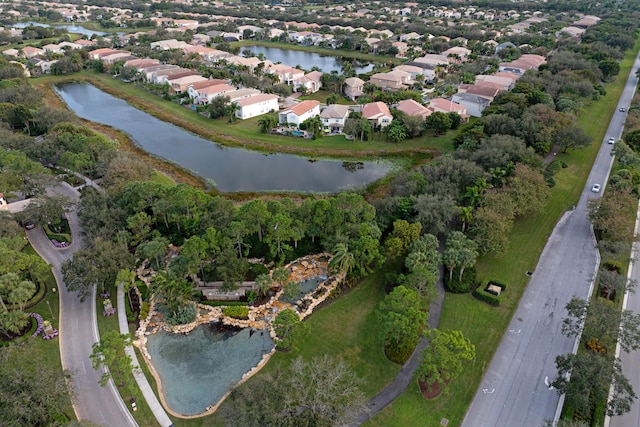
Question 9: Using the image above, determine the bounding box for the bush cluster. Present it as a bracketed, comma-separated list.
[472, 280, 507, 306]
[223, 305, 250, 319]
[444, 266, 477, 293]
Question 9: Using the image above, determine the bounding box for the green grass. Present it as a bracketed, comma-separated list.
[33, 72, 446, 160]
[367, 38, 640, 427]
[298, 90, 353, 104]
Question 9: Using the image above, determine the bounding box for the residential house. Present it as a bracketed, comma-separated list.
[42, 43, 64, 54]
[267, 64, 305, 86]
[362, 102, 392, 128]
[225, 55, 262, 72]
[391, 41, 408, 58]
[279, 100, 321, 126]
[236, 94, 279, 120]
[58, 41, 83, 50]
[2, 48, 19, 58]
[399, 32, 422, 42]
[396, 99, 431, 120]
[442, 46, 471, 62]
[141, 64, 179, 82]
[22, 46, 45, 59]
[150, 39, 190, 50]
[369, 70, 412, 90]
[344, 77, 365, 100]
[476, 73, 518, 90]
[457, 83, 501, 101]
[499, 54, 545, 75]
[191, 83, 236, 105]
[88, 48, 125, 60]
[152, 67, 191, 84]
[427, 98, 468, 119]
[393, 64, 424, 80]
[101, 52, 135, 65]
[294, 71, 322, 93]
[187, 79, 230, 102]
[169, 74, 208, 93]
[320, 104, 350, 134]
[124, 58, 161, 70]
[451, 93, 490, 117]
[227, 88, 262, 103]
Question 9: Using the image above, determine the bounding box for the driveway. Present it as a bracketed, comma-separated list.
[27, 182, 137, 427]
[461, 53, 640, 427]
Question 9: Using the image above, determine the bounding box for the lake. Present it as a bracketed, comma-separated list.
[12, 21, 112, 37]
[55, 83, 392, 193]
[242, 45, 374, 74]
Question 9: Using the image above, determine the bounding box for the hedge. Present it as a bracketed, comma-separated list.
[444, 266, 477, 293]
[223, 306, 250, 319]
[472, 280, 507, 307]
[201, 300, 248, 307]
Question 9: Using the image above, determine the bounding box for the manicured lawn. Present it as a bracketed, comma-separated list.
[298, 90, 353, 104]
[367, 39, 640, 427]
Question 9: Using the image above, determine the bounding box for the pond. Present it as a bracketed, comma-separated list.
[11, 21, 113, 37]
[243, 45, 375, 74]
[146, 323, 274, 416]
[55, 83, 392, 193]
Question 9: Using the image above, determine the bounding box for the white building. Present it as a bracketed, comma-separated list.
[235, 94, 279, 120]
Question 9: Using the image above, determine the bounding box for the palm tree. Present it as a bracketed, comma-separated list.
[329, 243, 355, 277]
[272, 267, 290, 289]
[458, 206, 474, 232]
[255, 274, 273, 296]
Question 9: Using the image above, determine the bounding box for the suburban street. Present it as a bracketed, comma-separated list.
[461, 54, 640, 427]
[26, 183, 137, 427]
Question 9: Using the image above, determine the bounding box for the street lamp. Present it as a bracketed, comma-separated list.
[46, 300, 54, 320]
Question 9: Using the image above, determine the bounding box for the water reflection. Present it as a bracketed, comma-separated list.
[55, 83, 392, 193]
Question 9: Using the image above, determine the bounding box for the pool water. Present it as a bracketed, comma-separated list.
[146, 323, 274, 415]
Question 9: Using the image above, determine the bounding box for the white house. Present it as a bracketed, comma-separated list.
[278, 100, 321, 127]
[235, 94, 279, 120]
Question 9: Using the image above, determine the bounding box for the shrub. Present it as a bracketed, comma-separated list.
[223, 306, 249, 319]
[246, 263, 269, 281]
[200, 300, 248, 307]
[444, 266, 476, 293]
[139, 302, 150, 321]
[166, 304, 197, 325]
[472, 280, 507, 306]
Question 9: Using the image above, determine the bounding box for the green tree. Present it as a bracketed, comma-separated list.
[273, 308, 309, 350]
[136, 236, 169, 271]
[426, 111, 452, 136]
[90, 331, 140, 400]
[458, 206, 474, 232]
[329, 242, 355, 276]
[255, 273, 273, 296]
[377, 285, 428, 363]
[8, 279, 36, 312]
[0, 311, 28, 338]
[387, 120, 407, 143]
[552, 353, 634, 417]
[599, 59, 620, 80]
[257, 113, 278, 133]
[0, 340, 72, 426]
[555, 124, 593, 153]
[417, 329, 476, 393]
[208, 95, 231, 119]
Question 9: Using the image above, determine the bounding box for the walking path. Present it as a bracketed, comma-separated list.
[352, 263, 446, 425]
[117, 283, 174, 427]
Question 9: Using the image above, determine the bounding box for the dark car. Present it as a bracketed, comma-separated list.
[620, 107, 626, 112]
[23, 220, 36, 230]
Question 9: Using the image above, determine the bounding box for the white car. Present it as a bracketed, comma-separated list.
[592, 184, 601, 193]
[608, 137, 615, 144]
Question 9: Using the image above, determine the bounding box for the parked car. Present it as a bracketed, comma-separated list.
[592, 184, 601, 193]
[23, 220, 36, 230]
[609, 137, 615, 144]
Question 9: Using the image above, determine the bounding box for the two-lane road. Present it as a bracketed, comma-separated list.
[462, 52, 640, 427]
[27, 183, 137, 427]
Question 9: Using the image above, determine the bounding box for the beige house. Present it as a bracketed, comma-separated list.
[169, 74, 208, 93]
[370, 70, 412, 90]
[320, 104, 350, 134]
[427, 98, 468, 119]
[344, 77, 365, 100]
[22, 46, 45, 59]
[396, 99, 431, 120]
[191, 84, 236, 105]
[279, 100, 321, 127]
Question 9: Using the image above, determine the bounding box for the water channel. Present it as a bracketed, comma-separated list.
[11, 21, 112, 37]
[55, 83, 392, 192]
[242, 45, 375, 74]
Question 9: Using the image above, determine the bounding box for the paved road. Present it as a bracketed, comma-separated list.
[461, 55, 640, 427]
[27, 183, 137, 427]
[608, 55, 640, 427]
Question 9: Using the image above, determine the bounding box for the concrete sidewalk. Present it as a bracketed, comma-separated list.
[117, 283, 174, 427]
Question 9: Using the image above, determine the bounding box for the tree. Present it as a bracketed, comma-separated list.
[552, 352, 635, 417]
[589, 188, 638, 244]
[417, 329, 475, 392]
[136, 236, 169, 271]
[0, 340, 72, 426]
[377, 285, 428, 363]
[599, 59, 620, 80]
[458, 206, 474, 232]
[329, 242, 355, 277]
[18, 194, 73, 226]
[402, 114, 425, 138]
[8, 279, 36, 312]
[426, 111, 452, 136]
[208, 95, 231, 119]
[257, 113, 278, 133]
[90, 331, 140, 400]
[150, 271, 197, 324]
[255, 273, 273, 296]
[383, 219, 422, 259]
[599, 268, 635, 301]
[302, 116, 323, 140]
[413, 193, 458, 235]
[562, 297, 640, 353]
[469, 206, 513, 255]
[272, 267, 290, 290]
[507, 163, 549, 217]
[387, 120, 407, 143]
[555, 124, 593, 153]
[238, 199, 271, 242]
[0, 311, 28, 339]
[273, 309, 308, 350]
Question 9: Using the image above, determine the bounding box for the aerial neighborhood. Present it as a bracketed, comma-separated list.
[0, 0, 600, 139]
[1, 0, 640, 426]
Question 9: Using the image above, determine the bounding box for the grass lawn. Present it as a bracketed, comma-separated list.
[298, 90, 353, 104]
[367, 38, 640, 427]
[33, 72, 447, 160]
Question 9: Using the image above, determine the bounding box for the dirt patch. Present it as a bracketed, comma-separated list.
[418, 376, 450, 400]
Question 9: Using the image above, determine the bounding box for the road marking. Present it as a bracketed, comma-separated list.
[81, 360, 86, 374]
[508, 329, 521, 334]
[482, 388, 495, 394]
[544, 376, 554, 390]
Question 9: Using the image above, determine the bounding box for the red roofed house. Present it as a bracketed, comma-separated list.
[396, 99, 431, 120]
[427, 98, 468, 120]
[279, 100, 321, 127]
[362, 101, 393, 128]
